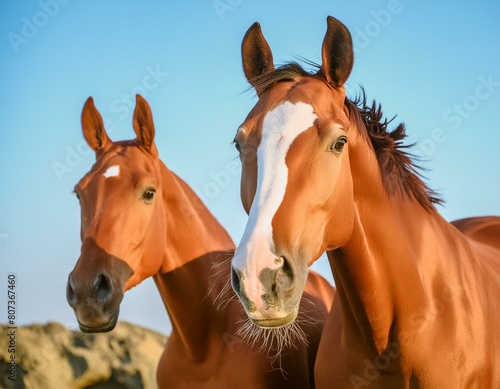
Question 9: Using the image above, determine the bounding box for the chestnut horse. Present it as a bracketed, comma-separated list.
[231, 16, 500, 388]
[66, 95, 335, 388]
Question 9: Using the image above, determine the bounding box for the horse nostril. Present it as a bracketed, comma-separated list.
[263, 256, 295, 297]
[231, 266, 242, 295]
[66, 276, 77, 306]
[94, 273, 114, 303]
[276, 256, 295, 290]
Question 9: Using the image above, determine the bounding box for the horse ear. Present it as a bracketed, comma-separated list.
[241, 22, 274, 93]
[132, 94, 157, 156]
[81, 97, 111, 152]
[320, 16, 354, 88]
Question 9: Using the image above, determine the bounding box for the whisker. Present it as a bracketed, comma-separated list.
[205, 253, 321, 376]
[235, 315, 309, 371]
[232, 291, 322, 375]
[206, 255, 237, 311]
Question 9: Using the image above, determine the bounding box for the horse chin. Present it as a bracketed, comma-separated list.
[77, 311, 119, 333]
[250, 308, 298, 328]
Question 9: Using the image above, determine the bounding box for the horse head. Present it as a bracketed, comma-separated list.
[66, 95, 167, 332]
[231, 17, 355, 327]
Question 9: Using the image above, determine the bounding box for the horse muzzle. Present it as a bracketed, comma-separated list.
[66, 270, 125, 333]
[231, 256, 303, 328]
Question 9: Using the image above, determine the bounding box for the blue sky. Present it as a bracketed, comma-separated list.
[1, 1, 499, 336]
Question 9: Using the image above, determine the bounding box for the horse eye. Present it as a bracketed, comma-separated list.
[143, 188, 156, 201]
[331, 136, 347, 153]
[233, 140, 241, 154]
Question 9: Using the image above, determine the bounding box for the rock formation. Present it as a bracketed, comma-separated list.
[0, 322, 167, 389]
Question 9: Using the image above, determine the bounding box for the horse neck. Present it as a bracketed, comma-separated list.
[153, 163, 235, 359]
[329, 127, 471, 354]
[157, 164, 234, 271]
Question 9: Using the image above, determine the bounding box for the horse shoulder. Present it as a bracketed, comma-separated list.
[452, 216, 500, 275]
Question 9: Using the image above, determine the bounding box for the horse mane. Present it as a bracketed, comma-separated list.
[249, 62, 311, 94]
[248, 62, 443, 211]
[346, 92, 442, 210]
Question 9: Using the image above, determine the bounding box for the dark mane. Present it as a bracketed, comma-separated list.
[249, 62, 313, 95]
[250, 62, 443, 211]
[346, 93, 442, 211]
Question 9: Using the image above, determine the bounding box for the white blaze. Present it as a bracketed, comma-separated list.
[103, 165, 120, 178]
[233, 101, 317, 304]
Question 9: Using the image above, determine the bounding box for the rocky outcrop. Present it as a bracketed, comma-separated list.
[0, 322, 167, 389]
